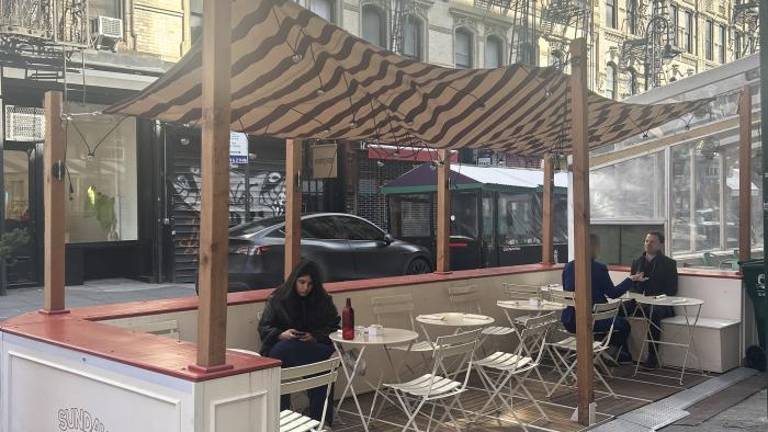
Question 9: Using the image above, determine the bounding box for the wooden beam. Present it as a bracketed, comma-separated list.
[542, 154, 554, 265]
[41, 91, 67, 314]
[590, 114, 761, 169]
[285, 139, 303, 280]
[194, 0, 232, 370]
[739, 85, 752, 262]
[436, 149, 451, 273]
[570, 38, 594, 425]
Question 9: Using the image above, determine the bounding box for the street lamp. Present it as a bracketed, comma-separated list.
[643, 15, 679, 91]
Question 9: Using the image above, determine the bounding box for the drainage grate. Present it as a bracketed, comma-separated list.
[591, 418, 654, 432]
[593, 368, 758, 431]
[619, 405, 689, 429]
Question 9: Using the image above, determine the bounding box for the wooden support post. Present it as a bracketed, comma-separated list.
[542, 153, 555, 265]
[739, 85, 752, 262]
[41, 91, 67, 314]
[436, 149, 451, 273]
[570, 38, 594, 425]
[285, 139, 303, 280]
[194, 0, 232, 371]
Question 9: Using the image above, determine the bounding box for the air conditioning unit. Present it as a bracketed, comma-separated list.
[4, 105, 45, 142]
[93, 16, 123, 39]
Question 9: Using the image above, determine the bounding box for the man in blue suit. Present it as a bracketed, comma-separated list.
[561, 234, 646, 363]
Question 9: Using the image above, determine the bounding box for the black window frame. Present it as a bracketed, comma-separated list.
[455, 28, 474, 68]
[684, 11, 694, 54]
[361, 5, 387, 48]
[718, 24, 727, 64]
[605, 0, 617, 29]
[705, 19, 714, 61]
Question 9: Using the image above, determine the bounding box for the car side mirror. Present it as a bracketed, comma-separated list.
[383, 233, 394, 245]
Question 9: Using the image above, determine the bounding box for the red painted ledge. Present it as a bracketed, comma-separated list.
[0, 314, 280, 382]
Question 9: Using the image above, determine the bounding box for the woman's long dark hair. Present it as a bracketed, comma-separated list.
[272, 260, 328, 301]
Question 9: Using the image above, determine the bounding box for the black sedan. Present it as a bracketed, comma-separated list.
[226, 213, 433, 291]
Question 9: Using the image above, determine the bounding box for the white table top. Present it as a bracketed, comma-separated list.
[497, 299, 567, 312]
[416, 312, 495, 327]
[329, 328, 419, 346]
[632, 294, 704, 307]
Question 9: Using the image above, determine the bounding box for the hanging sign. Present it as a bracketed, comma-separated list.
[312, 143, 338, 178]
[229, 132, 249, 165]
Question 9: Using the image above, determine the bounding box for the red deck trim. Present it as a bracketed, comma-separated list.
[0, 315, 280, 382]
[608, 265, 743, 280]
[1, 262, 741, 383]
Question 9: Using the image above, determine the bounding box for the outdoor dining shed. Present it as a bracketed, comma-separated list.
[1, 0, 749, 431]
[382, 164, 570, 270]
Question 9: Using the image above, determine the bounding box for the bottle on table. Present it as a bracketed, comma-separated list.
[342, 298, 355, 340]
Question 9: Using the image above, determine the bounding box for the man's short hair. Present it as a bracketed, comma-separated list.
[647, 231, 665, 244]
[590, 233, 600, 245]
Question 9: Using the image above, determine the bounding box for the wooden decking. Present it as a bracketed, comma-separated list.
[332, 365, 711, 431]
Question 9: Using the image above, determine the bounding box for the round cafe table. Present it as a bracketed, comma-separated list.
[330, 327, 418, 432]
[631, 295, 705, 384]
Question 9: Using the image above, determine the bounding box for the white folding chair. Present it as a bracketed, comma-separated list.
[384, 329, 482, 432]
[279, 357, 341, 432]
[371, 294, 436, 375]
[545, 301, 622, 398]
[474, 313, 559, 431]
[447, 284, 515, 342]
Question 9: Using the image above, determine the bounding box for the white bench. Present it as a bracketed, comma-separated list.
[659, 316, 741, 373]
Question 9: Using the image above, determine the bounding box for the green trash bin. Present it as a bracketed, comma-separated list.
[740, 259, 768, 350]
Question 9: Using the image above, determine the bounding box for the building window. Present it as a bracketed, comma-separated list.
[65, 103, 138, 243]
[485, 36, 503, 68]
[717, 25, 726, 63]
[550, 50, 564, 68]
[402, 15, 423, 60]
[627, 68, 638, 96]
[735, 32, 742, 59]
[683, 11, 693, 54]
[605, 0, 617, 29]
[90, 0, 121, 18]
[705, 19, 713, 61]
[605, 63, 617, 100]
[670, 5, 679, 47]
[310, 0, 334, 23]
[627, 0, 638, 35]
[190, 0, 203, 43]
[455, 28, 473, 68]
[362, 5, 386, 48]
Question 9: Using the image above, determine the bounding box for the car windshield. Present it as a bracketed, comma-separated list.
[229, 216, 285, 237]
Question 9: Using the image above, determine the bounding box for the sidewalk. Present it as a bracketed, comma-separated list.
[0, 279, 196, 321]
[662, 388, 767, 432]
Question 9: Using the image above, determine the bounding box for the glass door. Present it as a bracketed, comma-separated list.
[3, 145, 39, 285]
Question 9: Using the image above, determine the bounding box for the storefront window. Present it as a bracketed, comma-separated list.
[389, 194, 431, 238]
[451, 192, 478, 239]
[590, 152, 665, 220]
[65, 103, 138, 243]
[497, 192, 540, 246]
[671, 144, 692, 254]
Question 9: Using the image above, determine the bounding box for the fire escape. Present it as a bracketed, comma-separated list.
[732, 1, 759, 58]
[539, 0, 591, 68]
[618, 0, 680, 91]
[474, 0, 538, 65]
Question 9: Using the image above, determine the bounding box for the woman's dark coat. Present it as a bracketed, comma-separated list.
[258, 262, 341, 356]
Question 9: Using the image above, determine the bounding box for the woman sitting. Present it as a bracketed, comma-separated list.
[258, 260, 341, 424]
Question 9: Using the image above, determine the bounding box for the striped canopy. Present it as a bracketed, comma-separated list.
[105, 0, 710, 156]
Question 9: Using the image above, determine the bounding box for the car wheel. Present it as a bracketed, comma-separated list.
[405, 257, 432, 275]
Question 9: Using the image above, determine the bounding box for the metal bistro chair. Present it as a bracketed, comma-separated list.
[371, 294, 436, 375]
[448, 284, 515, 348]
[545, 301, 622, 398]
[474, 312, 560, 431]
[384, 329, 483, 432]
[279, 357, 341, 432]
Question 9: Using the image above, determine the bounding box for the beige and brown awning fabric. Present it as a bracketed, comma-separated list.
[105, 0, 710, 156]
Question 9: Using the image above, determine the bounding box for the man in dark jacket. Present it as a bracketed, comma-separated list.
[562, 234, 646, 362]
[629, 231, 678, 368]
